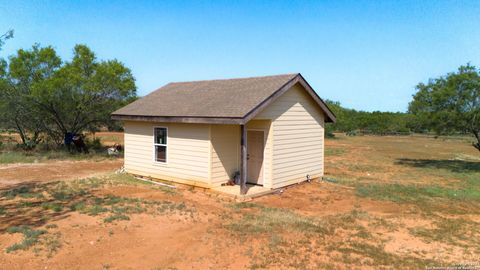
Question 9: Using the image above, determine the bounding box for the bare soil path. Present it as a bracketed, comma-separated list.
[0, 159, 123, 188]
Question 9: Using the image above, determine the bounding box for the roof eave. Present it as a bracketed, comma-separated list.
[111, 114, 245, 124]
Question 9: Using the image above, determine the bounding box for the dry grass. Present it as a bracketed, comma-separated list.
[0, 133, 479, 269]
[0, 131, 124, 164]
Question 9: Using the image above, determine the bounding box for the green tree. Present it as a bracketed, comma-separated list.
[325, 100, 411, 135]
[0, 30, 13, 51]
[33, 44, 136, 142]
[409, 64, 480, 151]
[0, 44, 60, 147]
[0, 44, 136, 147]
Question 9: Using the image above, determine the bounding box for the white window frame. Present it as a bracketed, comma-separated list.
[153, 126, 168, 164]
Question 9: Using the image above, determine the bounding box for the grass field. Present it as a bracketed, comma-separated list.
[0, 132, 123, 164]
[0, 132, 479, 269]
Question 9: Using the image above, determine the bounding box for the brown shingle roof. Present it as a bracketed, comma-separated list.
[112, 73, 335, 124]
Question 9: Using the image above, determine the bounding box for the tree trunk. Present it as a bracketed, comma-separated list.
[14, 119, 27, 145]
[32, 131, 42, 145]
[473, 130, 480, 152]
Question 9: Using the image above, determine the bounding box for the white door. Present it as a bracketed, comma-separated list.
[247, 130, 264, 185]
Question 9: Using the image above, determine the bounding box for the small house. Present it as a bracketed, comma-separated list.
[112, 73, 335, 194]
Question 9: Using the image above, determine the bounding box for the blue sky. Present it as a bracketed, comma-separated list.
[1, 0, 479, 112]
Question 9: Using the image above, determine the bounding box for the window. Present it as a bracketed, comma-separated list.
[154, 127, 167, 163]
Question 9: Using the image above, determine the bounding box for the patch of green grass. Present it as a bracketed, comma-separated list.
[85, 204, 108, 216]
[41, 202, 64, 212]
[77, 195, 148, 217]
[368, 217, 397, 231]
[409, 217, 479, 245]
[19, 201, 35, 208]
[227, 207, 332, 235]
[6, 226, 47, 253]
[104, 214, 130, 223]
[70, 201, 86, 211]
[155, 201, 195, 217]
[324, 148, 346, 157]
[103, 195, 123, 205]
[156, 202, 171, 213]
[356, 183, 480, 203]
[175, 202, 186, 210]
[51, 191, 71, 201]
[1, 186, 44, 200]
[45, 224, 58, 229]
[0, 149, 120, 165]
[112, 204, 145, 214]
[73, 177, 105, 189]
[0, 206, 5, 215]
[268, 234, 286, 251]
[48, 181, 88, 200]
[354, 229, 373, 239]
[0, 152, 38, 164]
[43, 232, 62, 257]
[156, 185, 179, 195]
[111, 175, 179, 195]
[52, 177, 185, 217]
[331, 241, 433, 268]
[105, 174, 154, 187]
[228, 202, 264, 210]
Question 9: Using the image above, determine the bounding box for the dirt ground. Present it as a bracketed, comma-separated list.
[0, 160, 123, 187]
[0, 133, 479, 269]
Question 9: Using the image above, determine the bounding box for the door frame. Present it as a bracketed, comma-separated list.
[246, 128, 266, 186]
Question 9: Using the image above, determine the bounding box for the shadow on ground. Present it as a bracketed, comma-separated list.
[0, 181, 95, 233]
[395, 158, 480, 173]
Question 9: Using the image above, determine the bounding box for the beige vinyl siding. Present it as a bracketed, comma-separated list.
[124, 121, 210, 186]
[210, 120, 273, 188]
[210, 125, 240, 186]
[255, 83, 325, 188]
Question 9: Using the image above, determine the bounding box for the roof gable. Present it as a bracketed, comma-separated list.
[112, 73, 335, 124]
[243, 74, 335, 123]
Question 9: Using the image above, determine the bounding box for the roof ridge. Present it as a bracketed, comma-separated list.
[167, 73, 299, 85]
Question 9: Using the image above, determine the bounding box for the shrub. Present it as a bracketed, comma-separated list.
[86, 138, 103, 151]
[346, 130, 357, 136]
[326, 130, 335, 138]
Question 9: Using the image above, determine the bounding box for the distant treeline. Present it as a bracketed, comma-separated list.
[325, 100, 417, 136]
[325, 64, 479, 154]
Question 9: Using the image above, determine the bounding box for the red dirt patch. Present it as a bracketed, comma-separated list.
[0, 212, 251, 270]
[0, 159, 123, 188]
